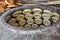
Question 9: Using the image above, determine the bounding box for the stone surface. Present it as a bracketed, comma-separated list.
[0, 4, 60, 40]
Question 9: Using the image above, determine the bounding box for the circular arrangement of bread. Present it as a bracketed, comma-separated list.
[5, 8, 59, 28]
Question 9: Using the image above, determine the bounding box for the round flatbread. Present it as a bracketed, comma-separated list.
[19, 19, 26, 26]
[43, 20, 51, 26]
[12, 23, 18, 27]
[52, 13, 59, 17]
[25, 14, 33, 19]
[12, 11, 22, 17]
[8, 18, 16, 25]
[27, 19, 34, 24]
[35, 19, 42, 24]
[33, 8, 42, 13]
[5, 15, 11, 21]
[52, 17, 59, 22]
[32, 24, 38, 28]
[16, 14, 24, 21]
[23, 9, 31, 14]
[42, 14, 51, 20]
[25, 24, 31, 28]
[43, 10, 52, 16]
[33, 13, 41, 19]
